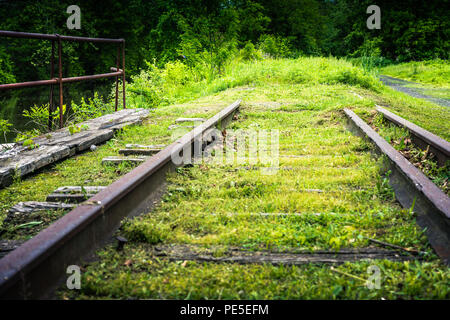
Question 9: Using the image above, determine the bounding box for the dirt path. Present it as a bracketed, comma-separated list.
[380, 75, 450, 107]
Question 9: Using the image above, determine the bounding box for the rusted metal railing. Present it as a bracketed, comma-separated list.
[0, 30, 126, 128]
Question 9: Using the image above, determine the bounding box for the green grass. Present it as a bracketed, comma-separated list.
[352, 85, 450, 141]
[128, 57, 382, 109]
[356, 112, 449, 195]
[380, 60, 450, 88]
[0, 100, 230, 238]
[61, 244, 449, 300]
[131, 57, 449, 139]
[1, 56, 448, 299]
[62, 81, 447, 300]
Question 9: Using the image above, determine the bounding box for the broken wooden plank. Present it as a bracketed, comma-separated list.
[0, 144, 15, 153]
[0, 240, 25, 259]
[0, 145, 73, 188]
[6, 201, 75, 218]
[46, 186, 107, 203]
[0, 109, 150, 189]
[210, 212, 379, 218]
[152, 245, 415, 265]
[118, 148, 161, 156]
[175, 117, 205, 123]
[168, 124, 195, 130]
[125, 144, 166, 149]
[102, 156, 147, 166]
[4, 201, 76, 224]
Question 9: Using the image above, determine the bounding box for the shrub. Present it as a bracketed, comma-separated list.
[163, 60, 192, 85]
[257, 34, 293, 58]
[70, 92, 113, 124]
[127, 61, 165, 108]
[238, 42, 262, 61]
[0, 118, 12, 142]
[22, 103, 60, 132]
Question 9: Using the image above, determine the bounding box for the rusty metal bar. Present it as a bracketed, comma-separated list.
[0, 30, 127, 128]
[115, 45, 120, 111]
[48, 40, 55, 130]
[0, 100, 241, 299]
[376, 106, 450, 167]
[60, 71, 123, 83]
[344, 108, 450, 265]
[122, 40, 126, 109]
[57, 35, 63, 128]
[0, 79, 58, 90]
[0, 30, 124, 44]
[0, 30, 56, 41]
[0, 72, 124, 90]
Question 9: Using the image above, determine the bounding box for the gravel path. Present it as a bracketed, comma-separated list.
[380, 75, 450, 107]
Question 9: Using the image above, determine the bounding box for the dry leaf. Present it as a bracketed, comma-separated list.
[124, 259, 133, 267]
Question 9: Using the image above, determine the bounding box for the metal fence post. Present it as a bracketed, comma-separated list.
[57, 34, 63, 128]
[48, 40, 55, 130]
[122, 39, 126, 109]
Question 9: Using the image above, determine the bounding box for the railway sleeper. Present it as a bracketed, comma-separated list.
[118, 148, 162, 156]
[101, 156, 148, 166]
[148, 244, 417, 265]
[4, 201, 75, 223]
[46, 186, 107, 203]
[175, 118, 205, 123]
[125, 144, 167, 149]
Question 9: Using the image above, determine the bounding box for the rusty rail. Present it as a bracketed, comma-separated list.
[0, 30, 126, 129]
[376, 106, 450, 167]
[344, 108, 450, 265]
[0, 100, 241, 299]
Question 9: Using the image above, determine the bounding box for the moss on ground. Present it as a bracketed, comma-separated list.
[1, 57, 448, 299]
[60, 243, 449, 300]
[62, 82, 447, 299]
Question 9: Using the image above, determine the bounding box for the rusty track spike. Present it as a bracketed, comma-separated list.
[0, 100, 241, 299]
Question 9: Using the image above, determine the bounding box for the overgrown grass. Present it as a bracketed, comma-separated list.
[127, 57, 382, 109]
[62, 244, 449, 300]
[0, 100, 227, 238]
[356, 111, 449, 195]
[380, 60, 450, 88]
[1, 56, 448, 299]
[61, 81, 447, 300]
[352, 85, 450, 141]
[128, 56, 449, 140]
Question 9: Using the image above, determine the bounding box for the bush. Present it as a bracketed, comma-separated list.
[0, 48, 15, 84]
[163, 60, 192, 85]
[238, 42, 262, 61]
[70, 92, 113, 124]
[257, 34, 293, 58]
[20, 92, 113, 135]
[22, 103, 60, 132]
[0, 118, 12, 142]
[127, 62, 165, 108]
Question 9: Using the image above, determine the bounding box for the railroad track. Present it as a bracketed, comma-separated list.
[0, 98, 449, 299]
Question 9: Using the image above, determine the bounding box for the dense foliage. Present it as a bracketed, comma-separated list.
[0, 0, 448, 141]
[0, 0, 448, 84]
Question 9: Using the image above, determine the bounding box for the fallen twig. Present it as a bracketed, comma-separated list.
[367, 237, 427, 256]
[330, 267, 366, 283]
